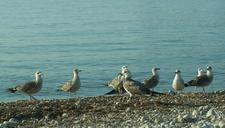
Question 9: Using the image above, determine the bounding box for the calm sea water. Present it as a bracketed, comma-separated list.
[0, 0, 225, 102]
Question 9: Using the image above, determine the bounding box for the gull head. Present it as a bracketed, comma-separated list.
[121, 65, 128, 73]
[73, 68, 82, 74]
[152, 67, 160, 72]
[175, 69, 181, 74]
[35, 71, 43, 78]
[206, 66, 212, 71]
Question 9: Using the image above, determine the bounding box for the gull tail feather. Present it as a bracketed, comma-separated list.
[104, 90, 118, 95]
[103, 83, 109, 87]
[7, 88, 17, 93]
[184, 82, 193, 87]
[146, 90, 165, 96]
[56, 88, 63, 92]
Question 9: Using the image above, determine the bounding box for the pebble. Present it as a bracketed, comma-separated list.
[169, 119, 175, 125]
[140, 116, 145, 122]
[168, 90, 176, 95]
[125, 107, 131, 113]
[154, 119, 159, 124]
[192, 110, 198, 117]
[8, 118, 18, 123]
[206, 108, 217, 118]
[0, 124, 6, 128]
[177, 114, 183, 122]
[214, 124, 220, 128]
[1, 92, 225, 127]
[62, 113, 68, 117]
[139, 123, 150, 128]
[219, 120, 225, 128]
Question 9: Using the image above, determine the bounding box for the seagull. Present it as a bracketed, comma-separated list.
[172, 70, 184, 91]
[184, 66, 213, 92]
[7, 71, 43, 100]
[58, 69, 81, 95]
[143, 67, 160, 91]
[105, 66, 132, 95]
[122, 71, 150, 97]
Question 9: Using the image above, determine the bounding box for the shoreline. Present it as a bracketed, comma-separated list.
[1, 91, 225, 127]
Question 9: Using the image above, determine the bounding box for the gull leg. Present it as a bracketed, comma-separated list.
[118, 88, 122, 95]
[127, 94, 133, 102]
[128, 97, 131, 103]
[29, 95, 37, 100]
[69, 92, 76, 97]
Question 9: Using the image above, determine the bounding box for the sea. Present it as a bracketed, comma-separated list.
[0, 0, 225, 102]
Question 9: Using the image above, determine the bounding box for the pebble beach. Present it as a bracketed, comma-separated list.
[1, 91, 225, 128]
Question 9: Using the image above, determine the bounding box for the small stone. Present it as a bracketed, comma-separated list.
[219, 120, 225, 128]
[125, 107, 131, 113]
[197, 121, 214, 128]
[0, 123, 7, 128]
[139, 123, 150, 128]
[211, 116, 217, 122]
[8, 118, 18, 123]
[154, 119, 159, 124]
[168, 90, 176, 95]
[192, 110, 198, 117]
[183, 114, 190, 119]
[115, 102, 120, 105]
[206, 108, 217, 118]
[3, 121, 8, 125]
[50, 120, 58, 126]
[62, 113, 68, 117]
[214, 124, 220, 128]
[170, 119, 176, 125]
[140, 116, 145, 122]
[177, 114, 183, 122]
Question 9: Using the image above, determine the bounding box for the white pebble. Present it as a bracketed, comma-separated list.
[125, 107, 131, 113]
[214, 125, 220, 128]
[8, 118, 18, 124]
[206, 108, 217, 118]
[154, 119, 159, 124]
[177, 114, 183, 122]
[139, 123, 150, 128]
[62, 113, 68, 117]
[192, 110, 198, 117]
[219, 120, 225, 128]
[3, 121, 8, 125]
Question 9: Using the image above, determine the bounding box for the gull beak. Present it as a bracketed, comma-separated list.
[207, 66, 212, 70]
[156, 68, 160, 70]
[78, 70, 82, 72]
[175, 70, 180, 74]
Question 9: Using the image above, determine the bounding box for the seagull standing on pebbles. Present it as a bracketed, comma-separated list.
[144, 67, 160, 91]
[184, 66, 213, 92]
[7, 71, 43, 100]
[122, 71, 149, 97]
[58, 69, 81, 95]
[172, 70, 184, 92]
[105, 66, 132, 94]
